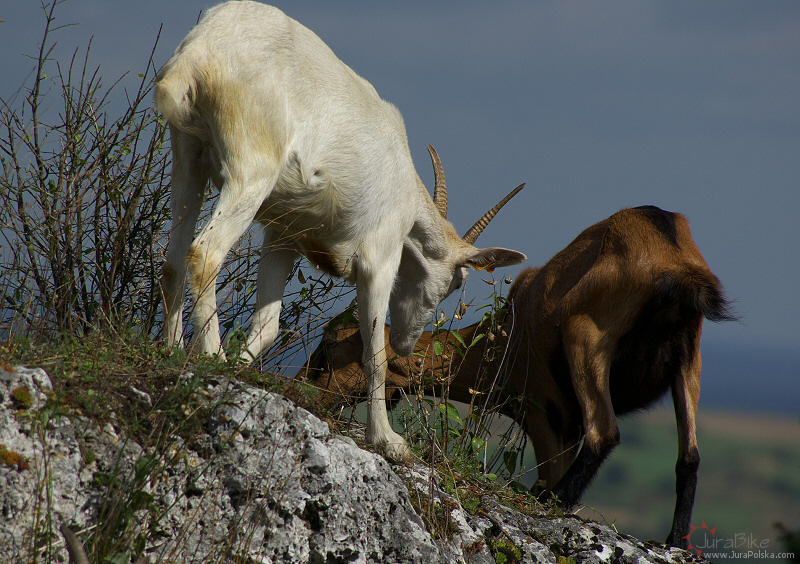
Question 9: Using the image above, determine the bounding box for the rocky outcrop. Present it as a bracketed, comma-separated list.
[0, 366, 697, 563]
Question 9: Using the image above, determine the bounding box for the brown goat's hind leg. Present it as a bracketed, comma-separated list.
[548, 425, 619, 508]
[666, 335, 703, 548]
[549, 325, 619, 508]
[667, 446, 700, 549]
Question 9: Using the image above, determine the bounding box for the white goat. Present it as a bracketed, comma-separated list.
[155, 1, 526, 461]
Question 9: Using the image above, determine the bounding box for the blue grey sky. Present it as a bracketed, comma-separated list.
[3, 2, 799, 359]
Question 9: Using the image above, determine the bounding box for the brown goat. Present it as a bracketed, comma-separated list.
[300, 206, 735, 548]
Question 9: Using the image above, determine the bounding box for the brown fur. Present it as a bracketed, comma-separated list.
[303, 309, 498, 412]
[300, 206, 735, 548]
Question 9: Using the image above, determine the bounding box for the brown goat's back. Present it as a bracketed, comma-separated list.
[508, 206, 728, 344]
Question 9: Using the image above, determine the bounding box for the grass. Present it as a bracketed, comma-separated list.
[1, 328, 319, 447]
[1, 328, 336, 562]
[0, 324, 553, 562]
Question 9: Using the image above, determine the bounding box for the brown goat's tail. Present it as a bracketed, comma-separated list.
[658, 268, 738, 324]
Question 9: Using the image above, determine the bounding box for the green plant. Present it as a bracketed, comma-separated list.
[406, 486, 461, 541]
[0, 444, 30, 471]
[394, 277, 533, 488]
[377, 277, 548, 550]
[490, 538, 522, 563]
[11, 385, 33, 409]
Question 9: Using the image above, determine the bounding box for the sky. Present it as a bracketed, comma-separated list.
[2, 2, 799, 397]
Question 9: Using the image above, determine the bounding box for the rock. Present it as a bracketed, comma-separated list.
[154, 376, 440, 563]
[0, 366, 699, 563]
[127, 385, 152, 407]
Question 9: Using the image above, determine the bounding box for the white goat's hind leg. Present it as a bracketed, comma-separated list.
[186, 175, 279, 358]
[163, 127, 207, 348]
[357, 253, 411, 463]
[239, 230, 298, 362]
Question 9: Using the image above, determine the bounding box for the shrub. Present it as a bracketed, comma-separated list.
[0, 2, 170, 338]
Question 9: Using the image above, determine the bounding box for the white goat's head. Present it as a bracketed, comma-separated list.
[388, 147, 526, 355]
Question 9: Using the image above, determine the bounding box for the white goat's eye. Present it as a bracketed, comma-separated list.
[450, 267, 467, 292]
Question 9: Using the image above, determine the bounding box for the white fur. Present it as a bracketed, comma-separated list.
[155, 1, 525, 461]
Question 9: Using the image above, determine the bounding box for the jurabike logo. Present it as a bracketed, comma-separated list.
[684, 521, 717, 557]
[684, 521, 794, 560]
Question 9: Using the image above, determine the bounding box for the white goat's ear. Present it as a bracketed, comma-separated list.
[461, 247, 527, 273]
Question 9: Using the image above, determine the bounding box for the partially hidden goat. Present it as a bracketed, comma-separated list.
[155, 1, 526, 461]
[301, 206, 735, 547]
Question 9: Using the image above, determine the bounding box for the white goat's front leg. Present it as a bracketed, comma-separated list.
[357, 254, 412, 463]
[163, 127, 208, 349]
[238, 229, 299, 362]
[187, 173, 280, 358]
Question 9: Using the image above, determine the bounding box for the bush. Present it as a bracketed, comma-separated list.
[0, 2, 357, 372]
[0, 2, 170, 337]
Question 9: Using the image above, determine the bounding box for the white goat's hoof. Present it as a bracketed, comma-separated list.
[380, 440, 412, 465]
[367, 427, 412, 464]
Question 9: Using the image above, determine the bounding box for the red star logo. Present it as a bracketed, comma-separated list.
[684, 521, 716, 557]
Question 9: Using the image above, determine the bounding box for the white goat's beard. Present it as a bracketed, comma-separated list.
[389, 321, 426, 357]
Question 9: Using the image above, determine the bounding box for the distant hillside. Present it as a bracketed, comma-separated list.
[580, 408, 800, 563]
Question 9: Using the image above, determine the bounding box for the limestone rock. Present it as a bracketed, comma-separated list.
[0, 366, 699, 563]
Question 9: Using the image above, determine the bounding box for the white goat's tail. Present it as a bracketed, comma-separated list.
[154, 55, 197, 130]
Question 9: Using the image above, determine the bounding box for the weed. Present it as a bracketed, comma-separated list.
[490, 538, 522, 563]
[11, 385, 33, 409]
[0, 444, 30, 471]
[407, 486, 461, 541]
[0, 0, 171, 338]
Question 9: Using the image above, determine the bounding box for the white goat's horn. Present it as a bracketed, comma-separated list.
[462, 183, 526, 245]
[428, 145, 447, 219]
